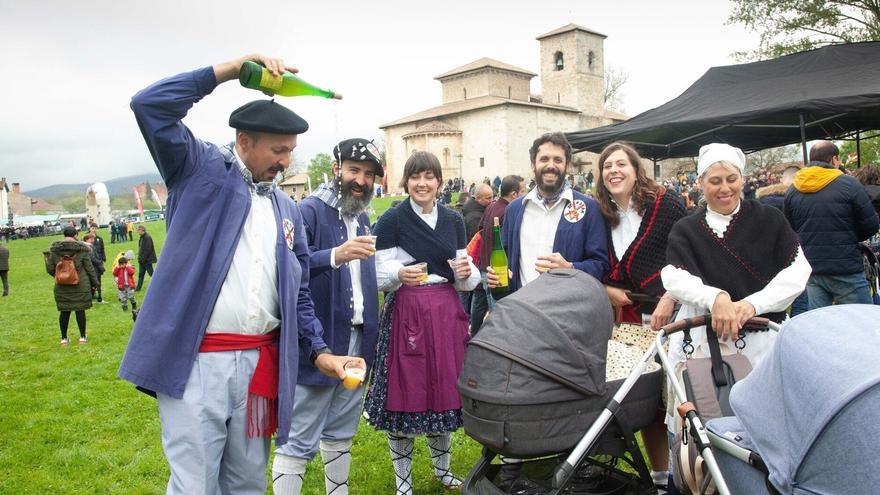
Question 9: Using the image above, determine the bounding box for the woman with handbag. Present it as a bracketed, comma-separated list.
[47, 226, 98, 346]
[595, 142, 687, 491]
[660, 143, 811, 426]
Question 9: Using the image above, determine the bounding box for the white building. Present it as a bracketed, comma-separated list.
[380, 24, 626, 193]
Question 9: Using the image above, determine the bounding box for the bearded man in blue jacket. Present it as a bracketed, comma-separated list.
[272, 138, 382, 495]
[117, 54, 363, 495]
[488, 132, 609, 292]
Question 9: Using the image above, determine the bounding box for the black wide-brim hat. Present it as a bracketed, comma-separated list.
[229, 100, 309, 135]
[333, 138, 384, 177]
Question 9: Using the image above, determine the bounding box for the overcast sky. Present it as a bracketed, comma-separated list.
[0, 0, 758, 191]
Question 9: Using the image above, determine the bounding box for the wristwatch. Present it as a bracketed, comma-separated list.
[310, 346, 331, 364]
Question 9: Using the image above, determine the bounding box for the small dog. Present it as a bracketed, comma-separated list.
[131, 308, 139, 323]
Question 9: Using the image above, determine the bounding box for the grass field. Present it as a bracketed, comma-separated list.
[0, 217, 484, 494]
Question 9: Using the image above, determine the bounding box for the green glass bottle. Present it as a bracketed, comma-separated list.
[238, 61, 342, 99]
[490, 217, 509, 294]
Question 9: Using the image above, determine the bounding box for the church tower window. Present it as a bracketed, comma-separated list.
[554, 51, 564, 71]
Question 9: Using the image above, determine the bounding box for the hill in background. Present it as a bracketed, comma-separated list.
[24, 173, 163, 200]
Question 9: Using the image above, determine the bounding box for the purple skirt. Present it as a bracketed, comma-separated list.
[385, 283, 470, 412]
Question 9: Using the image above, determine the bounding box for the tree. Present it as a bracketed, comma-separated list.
[745, 144, 800, 175]
[307, 153, 334, 189]
[840, 134, 880, 168]
[728, 0, 880, 60]
[604, 65, 629, 113]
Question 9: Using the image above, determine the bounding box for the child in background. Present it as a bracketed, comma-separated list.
[112, 257, 137, 312]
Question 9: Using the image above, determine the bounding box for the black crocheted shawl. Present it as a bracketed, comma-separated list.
[666, 199, 799, 323]
[606, 188, 687, 300]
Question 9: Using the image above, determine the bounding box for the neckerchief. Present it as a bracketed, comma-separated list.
[536, 182, 570, 207]
[220, 142, 277, 197]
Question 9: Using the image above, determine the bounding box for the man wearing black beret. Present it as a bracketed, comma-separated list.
[119, 54, 364, 495]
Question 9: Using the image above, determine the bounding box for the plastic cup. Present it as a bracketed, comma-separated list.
[342, 362, 366, 390]
[415, 262, 429, 282]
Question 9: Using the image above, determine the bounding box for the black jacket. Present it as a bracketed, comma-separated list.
[138, 232, 158, 264]
[784, 167, 879, 275]
[461, 198, 486, 241]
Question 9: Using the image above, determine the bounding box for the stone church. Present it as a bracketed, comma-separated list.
[380, 24, 626, 193]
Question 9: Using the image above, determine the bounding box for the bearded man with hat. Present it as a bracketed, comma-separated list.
[271, 139, 382, 495]
[118, 54, 363, 495]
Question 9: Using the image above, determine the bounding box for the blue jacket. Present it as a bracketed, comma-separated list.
[297, 196, 378, 386]
[500, 190, 609, 293]
[117, 67, 326, 447]
[784, 165, 879, 275]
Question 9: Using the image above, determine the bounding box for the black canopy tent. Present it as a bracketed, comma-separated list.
[565, 42, 880, 174]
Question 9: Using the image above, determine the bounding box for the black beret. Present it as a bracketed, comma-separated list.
[229, 100, 309, 135]
[333, 138, 384, 177]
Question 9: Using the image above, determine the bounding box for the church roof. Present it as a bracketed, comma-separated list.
[434, 57, 537, 80]
[381, 95, 579, 129]
[278, 173, 309, 186]
[402, 120, 462, 138]
[535, 23, 606, 40]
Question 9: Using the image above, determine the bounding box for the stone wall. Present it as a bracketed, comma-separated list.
[441, 70, 531, 103]
[539, 29, 605, 119]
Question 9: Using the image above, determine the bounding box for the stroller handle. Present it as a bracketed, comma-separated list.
[659, 314, 771, 336]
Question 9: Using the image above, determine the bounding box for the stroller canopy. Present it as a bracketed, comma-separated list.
[730, 305, 880, 494]
[469, 269, 612, 402]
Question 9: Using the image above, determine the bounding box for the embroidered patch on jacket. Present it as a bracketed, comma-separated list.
[283, 219, 295, 251]
[564, 199, 587, 223]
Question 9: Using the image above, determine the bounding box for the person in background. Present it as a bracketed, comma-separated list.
[757, 164, 801, 211]
[113, 256, 137, 312]
[47, 226, 98, 346]
[126, 221, 134, 241]
[135, 225, 157, 291]
[784, 141, 878, 309]
[83, 233, 106, 303]
[853, 164, 880, 218]
[473, 174, 525, 332]
[0, 242, 9, 297]
[459, 183, 493, 316]
[365, 151, 481, 494]
[594, 142, 686, 492]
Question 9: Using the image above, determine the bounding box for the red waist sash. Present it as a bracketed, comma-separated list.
[199, 330, 279, 438]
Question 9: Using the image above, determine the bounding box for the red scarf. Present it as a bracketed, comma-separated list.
[199, 330, 279, 438]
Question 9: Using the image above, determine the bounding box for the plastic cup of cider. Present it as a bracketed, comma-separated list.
[415, 262, 429, 282]
[343, 361, 366, 390]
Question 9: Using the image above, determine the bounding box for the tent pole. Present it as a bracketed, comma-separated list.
[857, 131, 862, 168]
[799, 113, 808, 164]
[653, 158, 660, 180]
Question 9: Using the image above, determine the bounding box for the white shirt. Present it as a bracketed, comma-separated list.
[375, 199, 481, 292]
[518, 187, 573, 286]
[610, 199, 643, 260]
[205, 149, 280, 335]
[660, 202, 812, 364]
[330, 214, 364, 326]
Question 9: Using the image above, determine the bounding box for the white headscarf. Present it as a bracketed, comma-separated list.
[697, 143, 745, 177]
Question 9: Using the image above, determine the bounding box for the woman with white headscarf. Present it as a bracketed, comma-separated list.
[660, 143, 811, 384]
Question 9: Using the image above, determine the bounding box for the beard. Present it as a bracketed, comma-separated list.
[534, 167, 565, 197]
[335, 176, 374, 217]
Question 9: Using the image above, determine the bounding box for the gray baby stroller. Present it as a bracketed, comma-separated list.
[457, 269, 664, 494]
[704, 304, 880, 494]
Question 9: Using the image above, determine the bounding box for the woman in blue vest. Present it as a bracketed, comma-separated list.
[365, 151, 481, 494]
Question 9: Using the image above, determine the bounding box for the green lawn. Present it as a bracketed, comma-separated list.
[0, 218, 483, 494]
